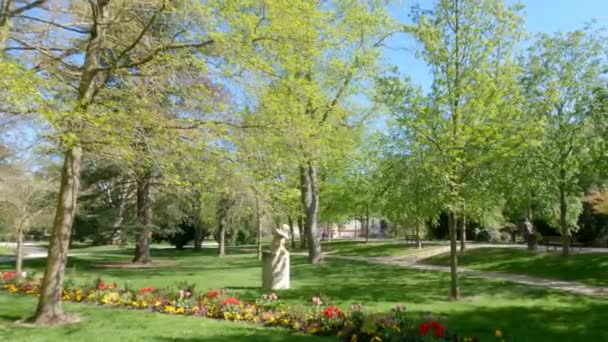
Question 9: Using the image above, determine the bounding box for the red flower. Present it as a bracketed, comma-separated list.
[221, 297, 241, 306]
[419, 322, 431, 336]
[431, 321, 446, 338]
[96, 281, 117, 290]
[2, 272, 17, 280]
[323, 306, 344, 319]
[207, 290, 220, 298]
[139, 287, 156, 294]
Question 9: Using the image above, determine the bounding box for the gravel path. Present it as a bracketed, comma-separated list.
[324, 244, 608, 297]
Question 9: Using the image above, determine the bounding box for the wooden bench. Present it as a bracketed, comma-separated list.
[542, 236, 584, 251]
[404, 235, 421, 246]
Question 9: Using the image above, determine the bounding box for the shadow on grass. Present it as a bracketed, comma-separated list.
[423, 248, 608, 287]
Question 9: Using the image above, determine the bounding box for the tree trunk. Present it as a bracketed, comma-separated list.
[300, 161, 322, 263]
[15, 221, 24, 275]
[0, 0, 11, 51]
[111, 193, 127, 245]
[31, 146, 83, 324]
[31, 0, 107, 324]
[193, 227, 203, 250]
[354, 219, 358, 238]
[216, 196, 231, 257]
[459, 213, 466, 252]
[448, 210, 460, 300]
[255, 195, 262, 261]
[559, 183, 570, 256]
[298, 216, 306, 249]
[415, 220, 422, 249]
[133, 173, 152, 263]
[365, 210, 370, 243]
[288, 215, 295, 248]
[218, 219, 226, 257]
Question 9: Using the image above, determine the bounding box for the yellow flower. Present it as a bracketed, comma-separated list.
[370, 337, 382, 342]
[6, 284, 18, 293]
[175, 307, 186, 314]
[154, 301, 162, 307]
[309, 327, 318, 334]
[164, 305, 176, 313]
[495, 329, 503, 337]
[350, 334, 358, 342]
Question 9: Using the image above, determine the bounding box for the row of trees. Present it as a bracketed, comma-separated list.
[0, 0, 606, 324]
[0, 0, 394, 324]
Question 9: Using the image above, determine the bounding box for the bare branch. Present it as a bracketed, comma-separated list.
[14, 14, 89, 34]
[9, 0, 48, 16]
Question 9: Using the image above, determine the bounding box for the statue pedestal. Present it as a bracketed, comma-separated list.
[262, 250, 290, 290]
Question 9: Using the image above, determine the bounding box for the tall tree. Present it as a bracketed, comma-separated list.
[383, 0, 526, 299]
[248, 0, 393, 263]
[4, 0, 226, 323]
[521, 29, 606, 255]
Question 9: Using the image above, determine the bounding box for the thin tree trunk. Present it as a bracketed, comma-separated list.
[193, 192, 203, 250]
[365, 210, 370, 243]
[255, 195, 262, 261]
[193, 227, 203, 250]
[0, 0, 12, 51]
[217, 196, 231, 257]
[298, 216, 306, 249]
[133, 173, 152, 263]
[354, 219, 358, 238]
[300, 161, 322, 264]
[31, 146, 83, 324]
[15, 221, 24, 275]
[448, 210, 459, 300]
[288, 215, 295, 248]
[559, 182, 570, 256]
[459, 213, 466, 252]
[218, 220, 226, 257]
[415, 219, 422, 249]
[111, 194, 127, 245]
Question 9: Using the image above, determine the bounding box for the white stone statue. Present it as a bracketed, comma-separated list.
[262, 224, 290, 290]
[271, 225, 290, 255]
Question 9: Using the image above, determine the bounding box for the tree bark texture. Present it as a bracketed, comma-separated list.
[288, 215, 295, 248]
[448, 210, 460, 300]
[133, 173, 152, 263]
[300, 161, 322, 263]
[32, 146, 83, 324]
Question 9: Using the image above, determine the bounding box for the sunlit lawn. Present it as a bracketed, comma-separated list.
[0, 246, 13, 257]
[321, 240, 442, 257]
[1, 245, 607, 341]
[423, 247, 608, 287]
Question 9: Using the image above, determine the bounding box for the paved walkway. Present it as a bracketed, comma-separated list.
[324, 245, 608, 297]
[0, 243, 48, 263]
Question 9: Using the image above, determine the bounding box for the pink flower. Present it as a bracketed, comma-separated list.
[312, 296, 323, 306]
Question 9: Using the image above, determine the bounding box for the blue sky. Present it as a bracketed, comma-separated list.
[382, 0, 608, 90]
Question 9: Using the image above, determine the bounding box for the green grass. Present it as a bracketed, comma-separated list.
[321, 240, 441, 257]
[0, 293, 330, 342]
[0, 246, 14, 257]
[423, 248, 608, 287]
[1, 245, 608, 341]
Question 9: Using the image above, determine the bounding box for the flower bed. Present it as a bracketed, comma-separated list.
[1, 271, 504, 341]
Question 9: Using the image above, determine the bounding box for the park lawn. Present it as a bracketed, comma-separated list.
[0, 246, 14, 256]
[422, 247, 608, 287]
[0, 293, 330, 342]
[1, 246, 607, 341]
[321, 240, 442, 257]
